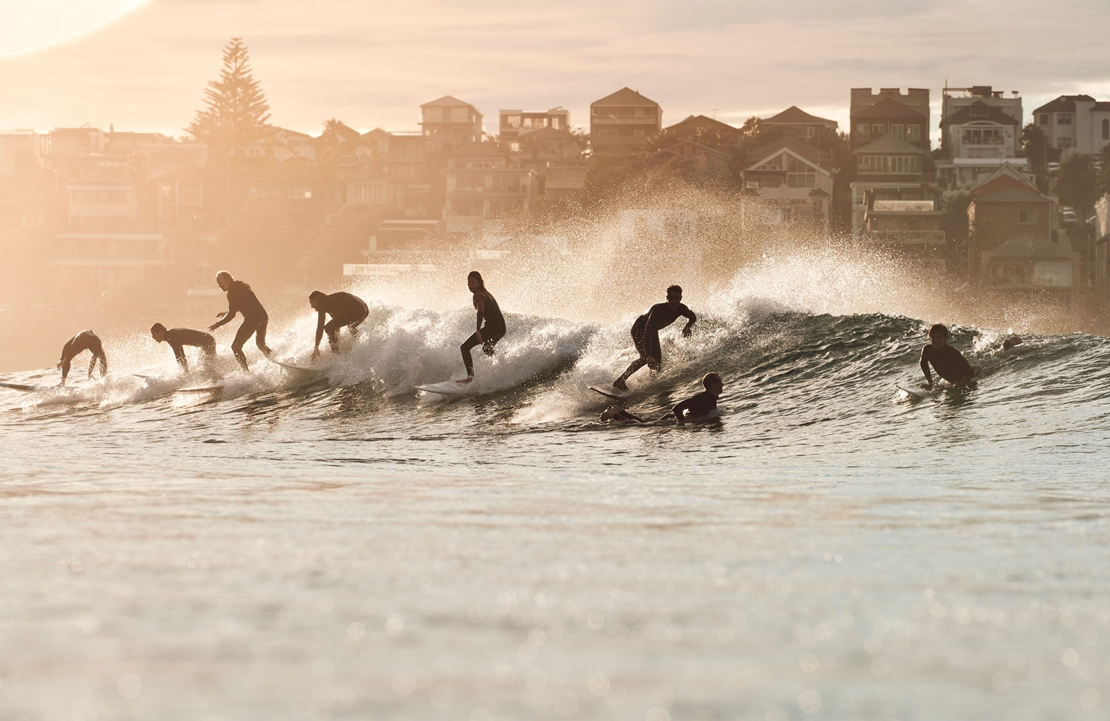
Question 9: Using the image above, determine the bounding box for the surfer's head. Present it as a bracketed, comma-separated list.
[666, 285, 682, 306]
[702, 372, 723, 397]
[928, 323, 949, 349]
[467, 271, 484, 292]
[150, 323, 167, 342]
[215, 271, 233, 291]
[308, 291, 326, 309]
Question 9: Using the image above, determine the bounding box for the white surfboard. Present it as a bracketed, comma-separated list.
[270, 357, 319, 373]
[174, 384, 225, 395]
[588, 383, 634, 400]
[896, 385, 937, 400]
[0, 381, 43, 392]
[414, 380, 473, 396]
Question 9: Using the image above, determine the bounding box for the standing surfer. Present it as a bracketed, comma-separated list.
[150, 323, 217, 372]
[612, 285, 696, 391]
[458, 271, 505, 383]
[208, 271, 272, 372]
[308, 290, 370, 361]
[58, 330, 107, 386]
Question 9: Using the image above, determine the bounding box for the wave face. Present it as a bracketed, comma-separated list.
[4, 254, 1110, 721]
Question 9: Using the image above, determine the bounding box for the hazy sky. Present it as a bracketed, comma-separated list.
[2, 0, 1109, 140]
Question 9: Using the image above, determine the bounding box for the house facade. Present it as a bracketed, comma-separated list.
[742, 139, 832, 229]
[762, 106, 838, 141]
[444, 143, 540, 233]
[589, 87, 661, 157]
[1033, 95, 1110, 160]
[420, 96, 484, 154]
[499, 107, 570, 140]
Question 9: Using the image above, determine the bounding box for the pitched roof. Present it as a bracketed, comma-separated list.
[972, 185, 1050, 204]
[985, 237, 1071, 260]
[1033, 95, 1096, 114]
[665, 114, 739, 136]
[853, 135, 927, 154]
[421, 95, 477, 109]
[971, 173, 1046, 199]
[746, 137, 825, 170]
[764, 106, 838, 128]
[854, 97, 928, 120]
[591, 87, 659, 108]
[940, 102, 1021, 127]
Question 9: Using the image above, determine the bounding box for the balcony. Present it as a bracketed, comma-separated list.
[866, 230, 945, 245]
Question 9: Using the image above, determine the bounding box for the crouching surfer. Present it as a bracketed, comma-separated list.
[58, 330, 107, 386]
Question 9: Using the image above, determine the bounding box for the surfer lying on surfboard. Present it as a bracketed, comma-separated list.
[601, 372, 723, 425]
[919, 324, 1022, 390]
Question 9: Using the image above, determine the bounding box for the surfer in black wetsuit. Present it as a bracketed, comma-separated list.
[151, 323, 216, 372]
[612, 285, 696, 391]
[672, 372, 723, 425]
[459, 271, 505, 382]
[920, 323, 975, 389]
[308, 290, 370, 361]
[58, 330, 107, 386]
[208, 270, 272, 372]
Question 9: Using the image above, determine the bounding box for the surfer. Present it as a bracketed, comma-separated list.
[208, 270, 272, 372]
[308, 290, 370, 361]
[458, 271, 505, 383]
[612, 285, 697, 391]
[150, 323, 216, 372]
[672, 372, 723, 425]
[920, 324, 975, 390]
[58, 330, 107, 386]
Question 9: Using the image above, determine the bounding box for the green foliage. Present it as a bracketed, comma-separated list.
[1021, 123, 1050, 193]
[1056, 154, 1098, 216]
[187, 38, 271, 154]
[302, 205, 396, 285]
[941, 193, 973, 245]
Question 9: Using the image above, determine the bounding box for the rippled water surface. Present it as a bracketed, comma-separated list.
[2, 305, 1109, 721]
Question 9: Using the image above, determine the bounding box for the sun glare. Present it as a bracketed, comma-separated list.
[1, 0, 152, 59]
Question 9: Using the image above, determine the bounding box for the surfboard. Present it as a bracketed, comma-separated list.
[270, 357, 319, 373]
[588, 383, 634, 400]
[0, 381, 42, 392]
[414, 380, 473, 396]
[174, 385, 225, 394]
[897, 385, 936, 400]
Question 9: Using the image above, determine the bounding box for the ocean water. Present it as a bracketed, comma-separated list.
[2, 253, 1110, 721]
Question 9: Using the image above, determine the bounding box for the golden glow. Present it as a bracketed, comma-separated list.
[1, 0, 152, 58]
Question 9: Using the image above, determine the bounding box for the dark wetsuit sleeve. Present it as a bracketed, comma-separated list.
[213, 292, 240, 329]
[168, 339, 187, 369]
[920, 345, 934, 385]
[314, 310, 327, 349]
[680, 303, 696, 329]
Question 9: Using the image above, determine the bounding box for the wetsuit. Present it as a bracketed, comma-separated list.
[672, 390, 717, 422]
[163, 328, 216, 372]
[314, 292, 370, 353]
[212, 280, 271, 371]
[920, 343, 974, 386]
[60, 330, 107, 383]
[461, 289, 505, 377]
[615, 301, 696, 387]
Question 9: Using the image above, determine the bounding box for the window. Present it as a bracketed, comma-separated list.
[891, 124, 905, 139]
[1103, 119, 1109, 140]
[871, 124, 886, 137]
[962, 128, 1003, 145]
[1058, 113, 1072, 125]
[1058, 137, 1073, 148]
[907, 125, 921, 141]
[1018, 209, 1038, 224]
[970, 104, 989, 118]
[856, 124, 870, 139]
[1039, 113, 1049, 125]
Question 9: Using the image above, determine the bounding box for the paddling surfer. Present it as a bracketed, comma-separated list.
[458, 271, 505, 383]
[150, 323, 216, 372]
[308, 290, 369, 361]
[208, 271, 272, 372]
[612, 285, 696, 391]
[58, 330, 107, 386]
[672, 372, 723, 425]
[920, 324, 975, 390]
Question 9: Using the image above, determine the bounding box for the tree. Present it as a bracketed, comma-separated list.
[187, 38, 271, 156]
[1021, 123, 1049, 194]
[1056, 154, 1098, 217]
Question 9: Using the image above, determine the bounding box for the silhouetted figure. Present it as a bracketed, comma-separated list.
[458, 271, 505, 382]
[672, 372, 723, 425]
[308, 290, 370, 361]
[208, 270, 272, 372]
[151, 323, 216, 372]
[920, 323, 975, 390]
[613, 285, 696, 391]
[58, 330, 106, 386]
